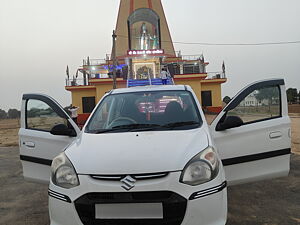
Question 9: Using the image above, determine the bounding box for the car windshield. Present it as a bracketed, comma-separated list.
[85, 90, 202, 133]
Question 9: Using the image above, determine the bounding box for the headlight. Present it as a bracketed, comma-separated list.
[180, 146, 219, 186]
[51, 153, 79, 189]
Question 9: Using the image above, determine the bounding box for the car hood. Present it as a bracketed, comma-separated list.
[66, 127, 209, 175]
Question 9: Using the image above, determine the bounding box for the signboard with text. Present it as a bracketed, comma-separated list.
[127, 49, 165, 57]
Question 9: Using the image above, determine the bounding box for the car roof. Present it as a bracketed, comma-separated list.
[110, 85, 187, 94]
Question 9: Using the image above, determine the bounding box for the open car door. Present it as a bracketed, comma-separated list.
[210, 79, 291, 185]
[19, 94, 80, 183]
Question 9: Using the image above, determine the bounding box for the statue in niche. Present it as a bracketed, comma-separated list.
[140, 23, 150, 50]
[150, 34, 159, 49]
[136, 22, 159, 50]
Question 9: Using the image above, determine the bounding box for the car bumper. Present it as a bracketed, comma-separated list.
[49, 172, 227, 225]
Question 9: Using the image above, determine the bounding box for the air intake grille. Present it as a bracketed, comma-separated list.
[74, 191, 187, 225]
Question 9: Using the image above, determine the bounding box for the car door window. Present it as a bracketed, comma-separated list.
[87, 96, 115, 131]
[227, 85, 281, 124]
[26, 99, 68, 132]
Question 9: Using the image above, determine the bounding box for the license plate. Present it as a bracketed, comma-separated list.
[95, 203, 163, 219]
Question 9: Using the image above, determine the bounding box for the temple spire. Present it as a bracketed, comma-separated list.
[114, 0, 175, 58]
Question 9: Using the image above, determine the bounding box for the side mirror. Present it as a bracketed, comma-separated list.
[216, 116, 243, 131]
[50, 124, 77, 137]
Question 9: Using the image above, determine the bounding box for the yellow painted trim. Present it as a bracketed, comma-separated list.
[174, 74, 207, 79]
[65, 86, 96, 91]
[200, 78, 227, 84]
[89, 78, 125, 84]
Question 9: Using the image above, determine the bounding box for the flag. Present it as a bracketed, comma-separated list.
[222, 61, 226, 73]
[66, 65, 69, 79]
[75, 69, 79, 78]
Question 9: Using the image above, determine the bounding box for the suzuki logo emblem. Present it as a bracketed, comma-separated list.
[121, 175, 136, 191]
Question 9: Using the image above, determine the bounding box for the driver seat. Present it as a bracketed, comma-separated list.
[120, 101, 143, 123]
[164, 101, 184, 123]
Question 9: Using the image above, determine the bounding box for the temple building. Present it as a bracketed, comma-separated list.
[65, 0, 227, 124]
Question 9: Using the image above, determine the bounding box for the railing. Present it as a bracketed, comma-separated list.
[206, 72, 226, 79]
[181, 55, 203, 61]
[83, 59, 106, 66]
[66, 78, 89, 86]
[127, 78, 173, 88]
[162, 63, 206, 75]
[65, 72, 225, 87]
[66, 72, 127, 87]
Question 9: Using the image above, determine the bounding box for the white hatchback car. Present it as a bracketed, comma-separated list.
[19, 79, 291, 225]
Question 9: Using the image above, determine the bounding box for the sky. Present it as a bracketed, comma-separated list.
[0, 0, 300, 111]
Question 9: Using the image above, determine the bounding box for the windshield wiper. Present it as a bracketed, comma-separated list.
[91, 122, 200, 133]
[93, 124, 161, 134]
[162, 121, 200, 129]
[112, 123, 162, 132]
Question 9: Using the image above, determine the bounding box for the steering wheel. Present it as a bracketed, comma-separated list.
[108, 117, 137, 128]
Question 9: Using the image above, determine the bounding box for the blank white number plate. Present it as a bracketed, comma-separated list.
[95, 203, 163, 219]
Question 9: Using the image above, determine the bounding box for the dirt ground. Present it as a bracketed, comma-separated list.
[0, 147, 49, 225]
[0, 116, 299, 224]
[290, 116, 300, 154]
[0, 119, 19, 147]
[0, 147, 299, 225]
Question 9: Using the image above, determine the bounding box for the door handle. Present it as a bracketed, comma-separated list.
[23, 141, 35, 148]
[269, 131, 282, 139]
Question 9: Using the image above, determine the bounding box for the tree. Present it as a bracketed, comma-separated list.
[255, 87, 279, 103]
[223, 96, 231, 104]
[286, 88, 298, 104]
[27, 108, 40, 118]
[255, 87, 280, 113]
[0, 109, 7, 119]
[7, 109, 20, 119]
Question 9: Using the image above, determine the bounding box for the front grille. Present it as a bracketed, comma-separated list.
[90, 172, 168, 181]
[74, 191, 187, 225]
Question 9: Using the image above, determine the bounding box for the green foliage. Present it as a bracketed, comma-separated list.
[255, 87, 279, 102]
[0, 109, 7, 119]
[27, 107, 54, 118]
[7, 109, 20, 119]
[286, 88, 298, 103]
